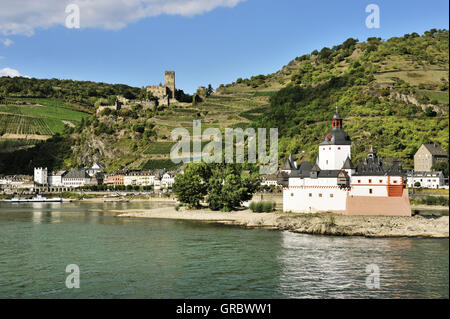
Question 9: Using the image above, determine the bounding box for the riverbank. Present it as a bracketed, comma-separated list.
[117, 207, 449, 238]
[80, 197, 177, 203]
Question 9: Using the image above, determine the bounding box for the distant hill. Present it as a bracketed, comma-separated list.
[0, 29, 448, 174]
[218, 28, 449, 167]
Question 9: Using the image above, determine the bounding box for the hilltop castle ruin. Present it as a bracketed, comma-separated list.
[146, 71, 176, 105]
[96, 71, 177, 114]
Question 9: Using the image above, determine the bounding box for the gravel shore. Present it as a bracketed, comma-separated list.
[117, 207, 449, 238]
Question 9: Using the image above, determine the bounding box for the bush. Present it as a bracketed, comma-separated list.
[416, 196, 449, 206]
[249, 201, 276, 213]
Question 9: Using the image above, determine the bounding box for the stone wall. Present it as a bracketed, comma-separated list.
[146, 85, 167, 99]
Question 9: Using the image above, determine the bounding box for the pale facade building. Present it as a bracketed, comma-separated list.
[47, 170, 66, 187]
[161, 172, 176, 188]
[62, 169, 96, 188]
[407, 171, 445, 189]
[34, 167, 48, 185]
[414, 143, 448, 172]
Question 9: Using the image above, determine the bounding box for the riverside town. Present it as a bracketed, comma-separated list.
[0, 0, 448, 306]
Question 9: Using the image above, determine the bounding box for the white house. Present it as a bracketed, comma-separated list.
[407, 171, 445, 189]
[86, 162, 106, 177]
[123, 170, 155, 187]
[48, 170, 66, 187]
[34, 167, 48, 185]
[282, 109, 410, 216]
[161, 171, 176, 188]
[62, 169, 96, 188]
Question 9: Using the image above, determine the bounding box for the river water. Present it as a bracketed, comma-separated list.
[0, 202, 448, 298]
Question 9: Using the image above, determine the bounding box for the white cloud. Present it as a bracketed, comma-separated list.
[0, 67, 27, 77]
[1, 38, 14, 46]
[0, 0, 245, 36]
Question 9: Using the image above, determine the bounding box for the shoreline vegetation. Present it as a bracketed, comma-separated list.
[116, 206, 449, 238]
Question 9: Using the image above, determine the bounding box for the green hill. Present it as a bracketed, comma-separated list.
[0, 29, 448, 174]
[219, 29, 449, 167]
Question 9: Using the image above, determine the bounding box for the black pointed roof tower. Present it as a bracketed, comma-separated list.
[320, 105, 351, 146]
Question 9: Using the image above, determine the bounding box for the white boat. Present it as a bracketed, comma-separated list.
[3, 195, 63, 203]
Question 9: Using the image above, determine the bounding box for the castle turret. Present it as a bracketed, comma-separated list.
[318, 107, 351, 170]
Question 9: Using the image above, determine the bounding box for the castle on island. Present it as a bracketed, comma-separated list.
[279, 109, 411, 216]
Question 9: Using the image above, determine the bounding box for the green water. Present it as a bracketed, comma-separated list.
[0, 202, 448, 298]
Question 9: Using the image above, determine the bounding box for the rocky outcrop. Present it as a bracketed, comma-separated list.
[390, 92, 442, 113]
[117, 207, 449, 238]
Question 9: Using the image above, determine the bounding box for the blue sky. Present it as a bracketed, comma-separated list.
[0, 0, 448, 93]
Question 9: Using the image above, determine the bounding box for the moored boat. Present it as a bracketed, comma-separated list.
[3, 195, 63, 203]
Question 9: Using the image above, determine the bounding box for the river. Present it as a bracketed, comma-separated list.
[0, 201, 448, 298]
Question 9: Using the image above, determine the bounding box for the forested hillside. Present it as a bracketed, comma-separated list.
[0, 77, 140, 110]
[222, 29, 449, 166]
[0, 29, 448, 174]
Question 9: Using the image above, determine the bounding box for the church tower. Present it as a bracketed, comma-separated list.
[318, 107, 352, 170]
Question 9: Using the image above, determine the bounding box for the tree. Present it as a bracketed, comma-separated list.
[172, 162, 212, 208]
[173, 163, 260, 211]
[206, 84, 214, 97]
[425, 106, 437, 117]
[206, 164, 260, 211]
[432, 161, 449, 177]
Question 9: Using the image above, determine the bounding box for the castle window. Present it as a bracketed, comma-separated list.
[358, 180, 361, 183]
[379, 179, 382, 183]
[291, 193, 294, 197]
[319, 193, 322, 197]
[330, 194, 334, 198]
[309, 193, 312, 197]
[329, 147, 331, 150]
[393, 180, 397, 184]
[369, 189, 373, 194]
[338, 147, 341, 150]
[369, 179, 372, 183]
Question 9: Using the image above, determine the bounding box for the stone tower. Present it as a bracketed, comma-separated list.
[165, 71, 175, 99]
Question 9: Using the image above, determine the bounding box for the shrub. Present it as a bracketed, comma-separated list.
[250, 201, 276, 213]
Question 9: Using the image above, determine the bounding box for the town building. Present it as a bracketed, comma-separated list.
[123, 170, 155, 187]
[103, 171, 125, 187]
[161, 171, 176, 188]
[47, 170, 66, 187]
[87, 163, 105, 177]
[282, 109, 411, 216]
[61, 169, 96, 188]
[0, 175, 34, 190]
[414, 143, 448, 172]
[406, 171, 445, 189]
[34, 167, 48, 185]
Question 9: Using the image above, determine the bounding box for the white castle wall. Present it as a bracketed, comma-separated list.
[283, 183, 347, 212]
[318, 145, 351, 170]
[349, 176, 402, 197]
